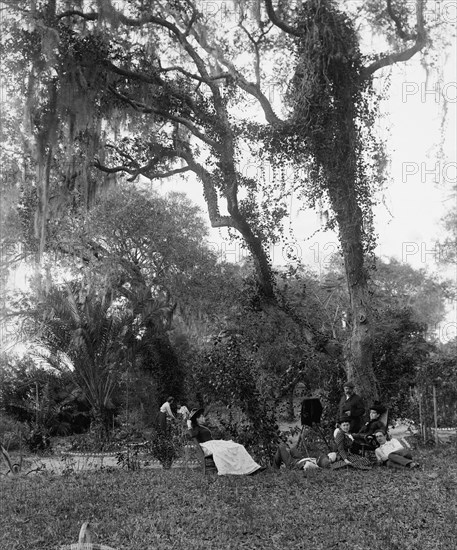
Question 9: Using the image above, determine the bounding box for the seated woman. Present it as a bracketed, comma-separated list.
[351, 402, 387, 454]
[187, 408, 263, 476]
[330, 417, 372, 470]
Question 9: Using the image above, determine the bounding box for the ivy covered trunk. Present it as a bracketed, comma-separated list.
[339, 217, 378, 405]
[331, 176, 378, 407]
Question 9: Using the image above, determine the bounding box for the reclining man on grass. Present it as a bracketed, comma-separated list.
[273, 442, 330, 470]
[373, 429, 420, 469]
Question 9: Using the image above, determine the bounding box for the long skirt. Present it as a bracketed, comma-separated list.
[156, 411, 168, 433]
[331, 452, 372, 470]
[199, 440, 261, 476]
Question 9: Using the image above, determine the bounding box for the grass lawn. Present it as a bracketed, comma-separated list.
[1, 446, 456, 550]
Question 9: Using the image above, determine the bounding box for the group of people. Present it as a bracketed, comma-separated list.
[156, 396, 190, 432]
[273, 381, 419, 472]
[156, 383, 420, 476]
[332, 381, 419, 470]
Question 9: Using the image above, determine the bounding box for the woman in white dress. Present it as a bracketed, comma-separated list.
[187, 408, 264, 476]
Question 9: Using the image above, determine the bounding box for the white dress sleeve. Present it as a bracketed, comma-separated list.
[160, 402, 175, 418]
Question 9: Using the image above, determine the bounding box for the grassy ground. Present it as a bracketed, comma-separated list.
[1, 445, 456, 550]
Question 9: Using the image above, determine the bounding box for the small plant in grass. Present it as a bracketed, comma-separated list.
[115, 445, 144, 471]
[146, 425, 182, 469]
[0, 415, 27, 452]
[25, 425, 52, 453]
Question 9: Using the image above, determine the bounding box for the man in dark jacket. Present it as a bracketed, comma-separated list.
[338, 381, 365, 433]
[273, 442, 309, 470]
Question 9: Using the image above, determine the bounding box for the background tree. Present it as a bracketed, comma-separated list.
[28, 283, 133, 442]
[0, 0, 331, 362]
[0, 359, 90, 450]
[53, 184, 227, 411]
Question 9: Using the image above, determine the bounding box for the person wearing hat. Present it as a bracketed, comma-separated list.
[187, 408, 264, 476]
[351, 402, 387, 453]
[338, 381, 365, 433]
[330, 416, 372, 470]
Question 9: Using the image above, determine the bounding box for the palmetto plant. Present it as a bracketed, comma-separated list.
[33, 283, 133, 441]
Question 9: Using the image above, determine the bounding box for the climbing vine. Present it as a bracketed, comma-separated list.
[276, 0, 387, 260]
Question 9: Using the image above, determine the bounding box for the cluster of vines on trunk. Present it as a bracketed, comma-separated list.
[278, 0, 385, 263]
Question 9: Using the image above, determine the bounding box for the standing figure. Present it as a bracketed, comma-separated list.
[156, 396, 176, 433]
[338, 381, 365, 433]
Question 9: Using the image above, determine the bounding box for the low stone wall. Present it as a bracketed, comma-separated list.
[1, 450, 200, 476]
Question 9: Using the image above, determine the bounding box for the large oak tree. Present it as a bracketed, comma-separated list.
[1, 0, 445, 405]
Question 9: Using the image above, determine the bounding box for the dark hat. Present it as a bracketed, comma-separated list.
[343, 381, 355, 388]
[338, 416, 351, 424]
[189, 408, 204, 422]
[369, 401, 386, 414]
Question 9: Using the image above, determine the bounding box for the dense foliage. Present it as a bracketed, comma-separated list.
[0, 0, 454, 451]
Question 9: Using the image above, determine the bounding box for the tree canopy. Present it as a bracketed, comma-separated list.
[1, 0, 453, 406]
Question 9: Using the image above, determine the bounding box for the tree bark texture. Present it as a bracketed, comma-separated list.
[330, 186, 378, 406]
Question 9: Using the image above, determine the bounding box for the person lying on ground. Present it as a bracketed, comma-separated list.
[187, 408, 265, 476]
[330, 417, 372, 470]
[351, 402, 387, 454]
[373, 429, 420, 469]
[272, 443, 328, 471]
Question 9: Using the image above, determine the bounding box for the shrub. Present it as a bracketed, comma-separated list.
[146, 425, 183, 469]
[0, 413, 26, 451]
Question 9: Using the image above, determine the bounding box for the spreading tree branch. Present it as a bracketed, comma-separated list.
[107, 85, 221, 152]
[178, 150, 235, 230]
[239, 22, 262, 86]
[94, 159, 191, 182]
[263, 0, 301, 37]
[362, 0, 426, 78]
[103, 60, 219, 125]
[386, 0, 414, 40]
[188, 23, 283, 125]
